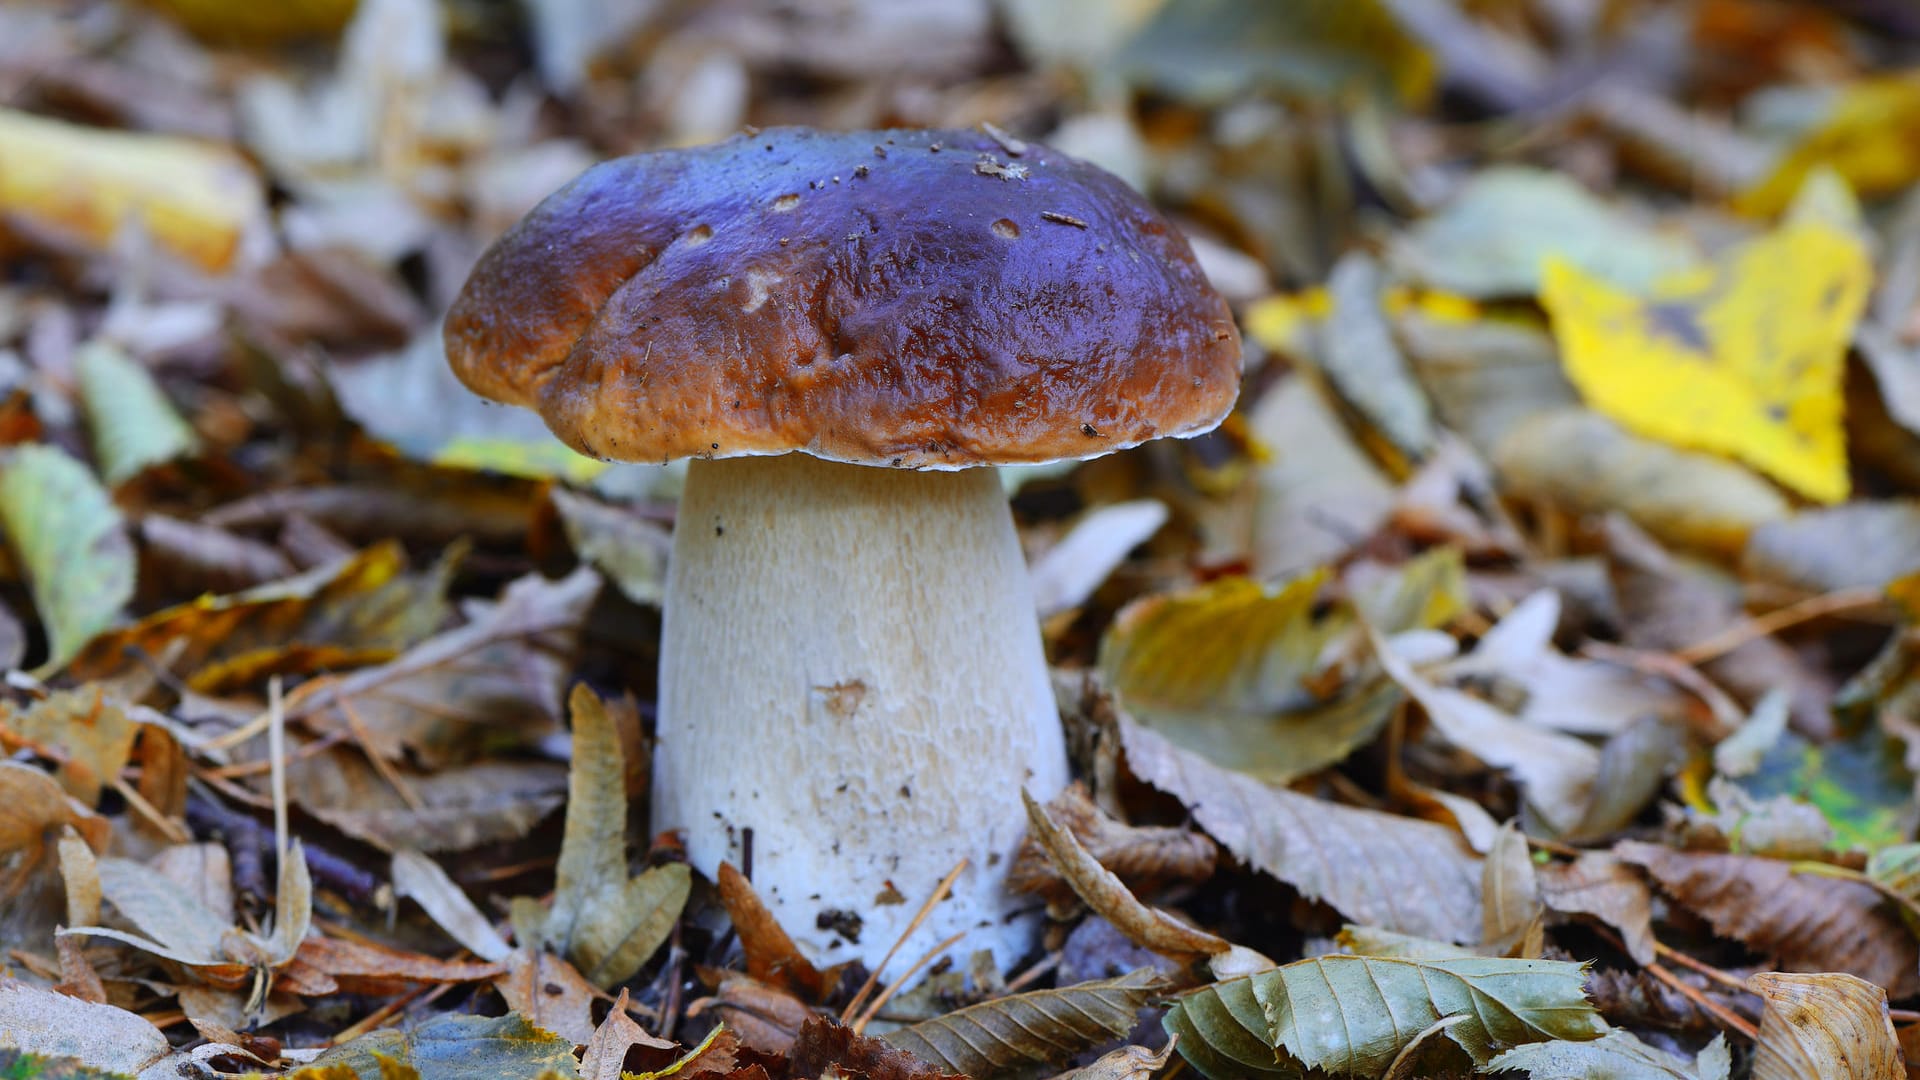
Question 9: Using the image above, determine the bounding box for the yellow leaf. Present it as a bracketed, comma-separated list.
[1243, 288, 1329, 357]
[0, 108, 264, 273]
[1737, 73, 1920, 217]
[141, 0, 358, 45]
[1540, 220, 1870, 503]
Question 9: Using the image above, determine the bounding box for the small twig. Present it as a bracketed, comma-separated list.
[330, 981, 452, 1045]
[1000, 950, 1062, 996]
[268, 676, 289, 870]
[112, 775, 191, 843]
[336, 696, 424, 811]
[1642, 961, 1758, 1041]
[840, 859, 967, 1023]
[1650, 940, 1749, 995]
[851, 931, 967, 1034]
[1675, 587, 1889, 665]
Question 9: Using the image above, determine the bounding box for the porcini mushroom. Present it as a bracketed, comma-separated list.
[446, 127, 1240, 970]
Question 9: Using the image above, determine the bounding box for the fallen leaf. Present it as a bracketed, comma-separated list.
[1120, 717, 1484, 943]
[707, 974, 816, 1055]
[1244, 375, 1396, 577]
[581, 989, 674, 1080]
[1746, 971, 1903, 1080]
[880, 970, 1160, 1078]
[1618, 841, 1920, 996]
[1742, 501, 1920, 592]
[1007, 782, 1217, 912]
[0, 980, 171, 1077]
[138, 513, 297, 596]
[1388, 167, 1693, 298]
[717, 862, 826, 1000]
[75, 340, 199, 486]
[551, 487, 671, 607]
[516, 684, 690, 987]
[1046, 1041, 1178, 1080]
[304, 1011, 582, 1080]
[493, 948, 601, 1048]
[0, 685, 137, 804]
[1541, 214, 1870, 503]
[288, 566, 597, 764]
[1493, 407, 1790, 556]
[1738, 72, 1920, 216]
[1116, 0, 1432, 104]
[0, 445, 135, 673]
[0, 106, 265, 272]
[1481, 822, 1543, 956]
[1163, 953, 1603, 1079]
[286, 935, 503, 996]
[1029, 499, 1168, 618]
[1536, 853, 1658, 966]
[1487, 1028, 1730, 1080]
[291, 752, 567, 853]
[1315, 251, 1434, 464]
[391, 849, 513, 961]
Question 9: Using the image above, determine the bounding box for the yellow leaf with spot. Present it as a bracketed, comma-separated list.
[1540, 220, 1870, 504]
[1737, 73, 1920, 217]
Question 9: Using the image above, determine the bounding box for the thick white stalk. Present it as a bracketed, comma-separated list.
[653, 454, 1069, 973]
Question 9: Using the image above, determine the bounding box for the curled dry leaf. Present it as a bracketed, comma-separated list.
[708, 973, 818, 1055]
[0, 685, 137, 804]
[0, 106, 265, 272]
[1120, 717, 1484, 944]
[390, 848, 512, 961]
[493, 948, 600, 1048]
[881, 969, 1162, 1079]
[1029, 498, 1169, 618]
[1007, 782, 1217, 912]
[1163, 953, 1604, 1080]
[1488, 1028, 1731, 1079]
[1746, 972, 1902, 1080]
[138, 513, 295, 596]
[0, 445, 135, 674]
[0, 762, 109, 908]
[1047, 1041, 1178, 1080]
[717, 861, 826, 1000]
[792, 1016, 964, 1080]
[1618, 841, 1920, 996]
[581, 988, 674, 1080]
[1481, 821, 1543, 956]
[1018, 788, 1231, 966]
[283, 934, 504, 997]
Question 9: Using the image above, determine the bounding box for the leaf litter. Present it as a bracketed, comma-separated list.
[8, 1, 1920, 1078]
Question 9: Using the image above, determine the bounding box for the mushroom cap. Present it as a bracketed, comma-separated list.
[446, 127, 1241, 469]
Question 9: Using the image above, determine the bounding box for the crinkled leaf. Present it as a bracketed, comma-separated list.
[1746, 972, 1902, 1080]
[1487, 1029, 1730, 1079]
[0, 445, 134, 674]
[1120, 716, 1483, 943]
[75, 341, 200, 486]
[304, 1012, 581, 1080]
[523, 684, 689, 987]
[882, 969, 1162, 1077]
[0, 981, 171, 1078]
[1164, 954, 1602, 1079]
[0, 686, 137, 804]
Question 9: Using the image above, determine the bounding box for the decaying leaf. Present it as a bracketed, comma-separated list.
[390, 848, 512, 961]
[515, 684, 689, 987]
[1163, 953, 1603, 1079]
[0, 980, 172, 1077]
[717, 861, 826, 1000]
[290, 752, 567, 854]
[0, 685, 137, 804]
[1536, 853, 1657, 966]
[551, 487, 671, 607]
[1746, 972, 1902, 1080]
[493, 948, 601, 1048]
[580, 989, 674, 1080]
[0, 445, 136, 674]
[1315, 251, 1434, 463]
[1029, 499, 1169, 618]
[881, 969, 1162, 1078]
[1120, 717, 1484, 943]
[1007, 782, 1217, 912]
[1542, 214, 1871, 503]
[1046, 1041, 1178, 1080]
[1481, 822, 1543, 956]
[1742, 501, 1920, 592]
[1618, 841, 1920, 996]
[305, 1011, 582, 1080]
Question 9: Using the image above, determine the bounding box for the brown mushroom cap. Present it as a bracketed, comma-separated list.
[446, 127, 1241, 468]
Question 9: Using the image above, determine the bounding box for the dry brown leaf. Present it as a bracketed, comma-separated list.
[1481, 822, 1543, 957]
[0, 685, 137, 804]
[581, 988, 675, 1078]
[1047, 1042, 1178, 1080]
[284, 935, 503, 996]
[880, 970, 1162, 1079]
[793, 1016, 966, 1080]
[286, 747, 566, 854]
[708, 973, 818, 1055]
[390, 848, 512, 961]
[1747, 971, 1903, 1080]
[717, 861, 826, 1000]
[1537, 852, 1657, 966]
[1007, 783, 1217, 912]
[0, 761, 110, 897]
[0, 978, 172, 1076]
[1119, 716, 1483, 942]
[1018, 788, 1231, 966]
[139, 513, 296, 596]
[493, 948, 601, 1047]
[1618, 842, 1920, 996]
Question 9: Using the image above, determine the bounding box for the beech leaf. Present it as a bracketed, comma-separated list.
[1163, 953, 1603, 1079]
[75, 340, 200, 486]
[1747, 972, 1902, 1080]
[882, 968, 1163, 1077]
[304, 1012, 581, 1080]
[1487, 1029, 1730, 1079]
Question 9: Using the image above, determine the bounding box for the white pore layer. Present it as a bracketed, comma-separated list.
[652, 454, 1070, 975]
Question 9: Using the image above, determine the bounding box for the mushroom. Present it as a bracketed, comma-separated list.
[445, 127, 1240, 971]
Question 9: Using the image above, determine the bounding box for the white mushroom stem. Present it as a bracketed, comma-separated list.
[653, 453, 1069, 974]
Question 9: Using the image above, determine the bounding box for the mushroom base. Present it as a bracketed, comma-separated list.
[653, 454, 1069, 974]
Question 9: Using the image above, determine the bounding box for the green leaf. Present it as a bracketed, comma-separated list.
[1488, 1030, 1730, 1080]
[882, 970, 1163, 1077]
[75, 340, 200, 485]
[1164, 954, 1603, 1079]
[520, 685, 689, 987]
[0, 445, 134, 673]
[305, 1013, 580, 1080]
